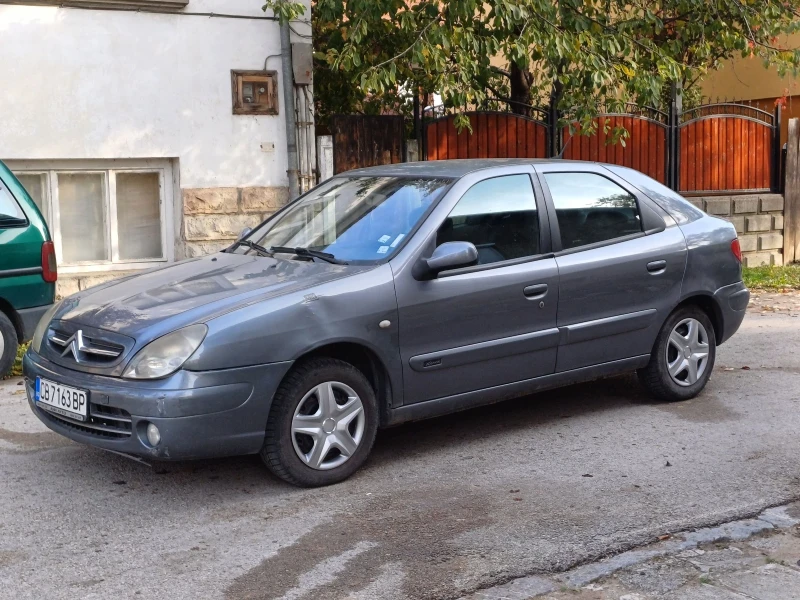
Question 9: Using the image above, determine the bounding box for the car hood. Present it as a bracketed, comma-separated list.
[54, 253, 371, 338]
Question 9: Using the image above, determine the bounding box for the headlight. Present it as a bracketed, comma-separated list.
[122, 324, 207, 380]
[31, 302, 62, 354]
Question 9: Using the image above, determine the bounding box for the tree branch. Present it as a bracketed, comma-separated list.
[368, 16, 442, 71]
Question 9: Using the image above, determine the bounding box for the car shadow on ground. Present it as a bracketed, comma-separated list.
[33, 373, 652, 492]
[371, 373, 650, 460]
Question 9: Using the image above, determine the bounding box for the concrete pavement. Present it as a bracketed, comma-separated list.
[2, 291, 800, 599]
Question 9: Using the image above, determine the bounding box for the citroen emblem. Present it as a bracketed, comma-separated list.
[61, 330, 86, 362]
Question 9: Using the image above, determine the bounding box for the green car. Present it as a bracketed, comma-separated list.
[0, 160, 57, 377]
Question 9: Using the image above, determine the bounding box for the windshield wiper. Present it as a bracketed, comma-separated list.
[228, 239, 272, 257]
[269, 246, 348, 265]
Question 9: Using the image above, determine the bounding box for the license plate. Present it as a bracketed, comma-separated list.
[35, 377, 88, 422]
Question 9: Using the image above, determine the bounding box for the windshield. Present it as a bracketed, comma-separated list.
[238, 176, 452, 263]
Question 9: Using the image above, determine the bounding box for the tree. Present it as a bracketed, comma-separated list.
[265, 0, 800, 136]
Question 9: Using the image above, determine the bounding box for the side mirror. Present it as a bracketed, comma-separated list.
[237, 227, 252, 241]
[414, 241, 479, 279]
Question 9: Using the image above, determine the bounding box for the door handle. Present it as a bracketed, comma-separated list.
[647, 260, 667, 273]
[523, 283, 548, 299]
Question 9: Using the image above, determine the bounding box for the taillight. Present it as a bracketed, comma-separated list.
[730, 239, 742, 263]
[41, 241, 57, 283]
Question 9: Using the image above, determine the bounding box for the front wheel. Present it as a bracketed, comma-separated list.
[638, 306, 716, 402]
[260, 357, 378, 487]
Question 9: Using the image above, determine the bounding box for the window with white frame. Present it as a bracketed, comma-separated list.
[10, 160, 174, 273]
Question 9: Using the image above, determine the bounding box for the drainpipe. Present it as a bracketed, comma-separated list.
[280, 21, 300, 200]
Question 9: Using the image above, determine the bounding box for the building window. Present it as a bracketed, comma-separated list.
[231, 70, 279, 115]
[10, 160, 173, 273]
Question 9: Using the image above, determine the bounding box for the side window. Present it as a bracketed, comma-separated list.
[0, 181, 26, 228]
[544, 172, 642, 250]
[436, 174, 539, 265]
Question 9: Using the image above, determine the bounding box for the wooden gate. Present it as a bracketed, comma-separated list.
[561, 112, 669, 184]
[678, 104, 777, 193]
[331, 115, 405, 174]
[424, 112, 549, 160]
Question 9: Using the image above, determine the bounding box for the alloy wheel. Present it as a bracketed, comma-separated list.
[290, 381, 365, 470]
[666, 318, 710, 387]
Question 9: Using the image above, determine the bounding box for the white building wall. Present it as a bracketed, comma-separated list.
[0, 0, 312, 293]
[0, 0, 301, 188]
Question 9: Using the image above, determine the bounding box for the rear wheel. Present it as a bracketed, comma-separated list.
[260, 357, 378, 487]
[638, 306, 716, 402]
[0, 312, 18, 378]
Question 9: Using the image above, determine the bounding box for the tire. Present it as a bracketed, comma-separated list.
[260, 357, 378, 487]
[0, 312, 19, 379]
[638, 305, 716, 402]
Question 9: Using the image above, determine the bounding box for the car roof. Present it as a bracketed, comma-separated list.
[340, 158, 605, 178]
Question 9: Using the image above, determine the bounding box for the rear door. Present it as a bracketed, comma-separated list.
[393, 168, 560, 404]
[534, 164, 687, 373]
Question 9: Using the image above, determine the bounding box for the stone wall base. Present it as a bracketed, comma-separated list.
[685, 193, 784, 267]
[56, 271, 137, 299]
[178, 186, 290, 260]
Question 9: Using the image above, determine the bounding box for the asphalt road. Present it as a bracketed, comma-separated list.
[2, 292, 800, 600]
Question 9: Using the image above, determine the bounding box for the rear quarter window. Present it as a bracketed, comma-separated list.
[0, 180, 27, 228]
[606, 165, 704, 225]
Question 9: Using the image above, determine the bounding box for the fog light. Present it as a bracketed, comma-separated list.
[146, 423, 161, 447]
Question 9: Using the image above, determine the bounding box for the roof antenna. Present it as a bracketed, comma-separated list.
[555, 135, 573, 159]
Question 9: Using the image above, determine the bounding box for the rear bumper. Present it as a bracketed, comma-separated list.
[23, 350, 293, 460]
[713, 281, 750, 344]
[18, 303, 53, 341]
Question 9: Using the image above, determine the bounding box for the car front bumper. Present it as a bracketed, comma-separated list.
[23, 350, 293, 460]
[714, 280, 750, 344]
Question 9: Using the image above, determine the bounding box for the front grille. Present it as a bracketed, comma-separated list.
[40, 402, 133, 439]
[48, 328, 125, 365]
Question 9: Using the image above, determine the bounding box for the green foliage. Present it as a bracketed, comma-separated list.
[263, 0, 306, 23]
[743, 265, 800, 290]
[303, 0, 800, 134]
[2, 342, 28, 380]
[12, 343, 27, 377]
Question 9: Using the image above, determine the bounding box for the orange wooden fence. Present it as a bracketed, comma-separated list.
[419, 101, 779, 193]
[425, 112, 548, 161]
[561, 115, 668, 184]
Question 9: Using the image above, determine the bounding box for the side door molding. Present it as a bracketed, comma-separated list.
[558, 308, 658, 345]
[409, 327, 561, 372]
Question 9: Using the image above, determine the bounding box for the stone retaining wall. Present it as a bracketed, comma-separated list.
[180, 186, 289, 258]
[686, 193, 784, 267]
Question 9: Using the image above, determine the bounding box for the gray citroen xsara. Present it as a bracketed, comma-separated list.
[24, 160, 749, 487]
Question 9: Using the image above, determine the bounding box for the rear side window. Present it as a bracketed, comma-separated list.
[544, 172, 642, 250]
[436, 174, 540, 264]
[607, 165, 704, 225]
[0, 181, 26, 228]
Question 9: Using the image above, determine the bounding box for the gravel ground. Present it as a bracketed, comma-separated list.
[2, 293, 800, 600]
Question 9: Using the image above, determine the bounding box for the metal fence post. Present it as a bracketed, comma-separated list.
[667, 100, 680, 191]
[414, 91, 424, 160]
[772, 104, 782, 192]
[548, 91, 560, 157]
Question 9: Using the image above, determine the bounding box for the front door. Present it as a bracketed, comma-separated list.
[534, 164, 687, 373]
[394, 170, 560, 405]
